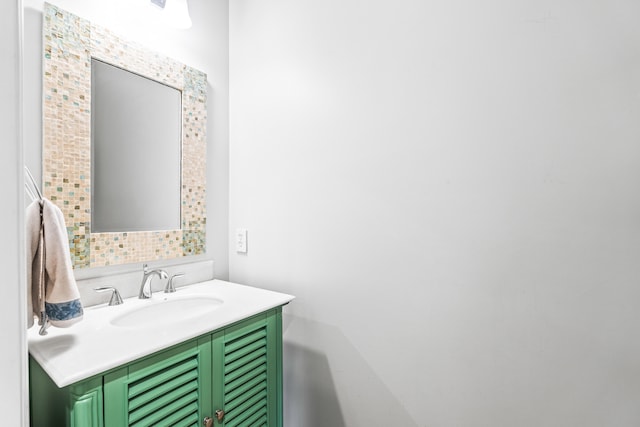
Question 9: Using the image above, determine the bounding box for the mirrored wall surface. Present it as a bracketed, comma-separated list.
[91, 59, 182, 233]
[43, 3, 207, 268]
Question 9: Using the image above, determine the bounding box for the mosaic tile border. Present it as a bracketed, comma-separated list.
[43, 3, 207, 268]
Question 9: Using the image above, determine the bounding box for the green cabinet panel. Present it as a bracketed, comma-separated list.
[29, 308, 284, 427]
[212, 310, 282, 426]
[29, 357, 103, 427]
[70, 386, 104, 427]
[104, 337, 212, 427]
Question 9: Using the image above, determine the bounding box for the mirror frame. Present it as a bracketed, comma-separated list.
[42, 3, 207, 268]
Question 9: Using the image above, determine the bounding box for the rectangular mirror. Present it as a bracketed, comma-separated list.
[91, 59, 182, 233]
[43, 3, 207, 268]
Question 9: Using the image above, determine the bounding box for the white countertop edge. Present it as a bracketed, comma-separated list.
[28, 280, 294, 388]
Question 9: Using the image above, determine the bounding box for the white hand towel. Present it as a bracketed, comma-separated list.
[26, 198, 83, 328]
[26, 200, 43, 328]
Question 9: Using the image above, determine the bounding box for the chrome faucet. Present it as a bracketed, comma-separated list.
[94, 287, 124, 306]
[139, 264, 168, 299]
[165, 272, 185, 293]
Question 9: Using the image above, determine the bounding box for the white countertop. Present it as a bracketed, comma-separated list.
[28, 280, 294, 387]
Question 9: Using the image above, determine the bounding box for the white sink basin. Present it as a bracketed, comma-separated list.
[110, 296, 224, 328]
[28, 280, 294, 387]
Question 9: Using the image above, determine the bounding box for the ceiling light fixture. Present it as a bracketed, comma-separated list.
[150, 0, 192, 30]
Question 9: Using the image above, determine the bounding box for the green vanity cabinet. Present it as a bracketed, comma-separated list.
[29, 308, 283, 427]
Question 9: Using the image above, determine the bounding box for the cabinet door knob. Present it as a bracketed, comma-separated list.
[215, 409, 225, 422]
[203, 416, 213, 427]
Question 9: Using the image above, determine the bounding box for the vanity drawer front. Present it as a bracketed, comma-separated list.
[104, 339, 213, 427]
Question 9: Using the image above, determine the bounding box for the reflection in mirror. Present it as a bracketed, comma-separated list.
[91, 59, 182, 232]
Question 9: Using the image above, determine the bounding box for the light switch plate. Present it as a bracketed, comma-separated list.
[236, 228, 248, 253]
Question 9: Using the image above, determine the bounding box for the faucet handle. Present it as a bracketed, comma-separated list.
[94, 287, 124, 306]
[165, 273, 185, 293]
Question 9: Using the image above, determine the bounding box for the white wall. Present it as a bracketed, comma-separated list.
[230, 0, 640, 425]
[0, 1, 27, 425]
[23, 0, 229, 280]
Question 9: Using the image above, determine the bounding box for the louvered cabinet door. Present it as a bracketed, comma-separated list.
[212, 309, 282, 427]
[104, 337, 213, 427]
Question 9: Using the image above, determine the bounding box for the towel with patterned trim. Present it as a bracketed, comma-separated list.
[26, 198, 83, 328]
